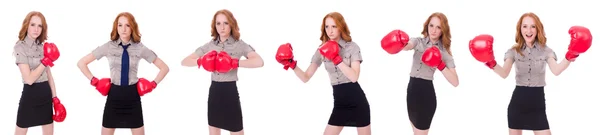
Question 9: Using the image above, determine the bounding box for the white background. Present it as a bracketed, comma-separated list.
[1, 0, 599, 134]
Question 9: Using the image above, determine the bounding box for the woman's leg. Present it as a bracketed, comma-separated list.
[411, 123, 429, 135]
[101, 127, 115, 135]
[131, 126, 145, 135]
[509, 129, 522, 135]
[209, 126, 221, 135]
[533, 129, 551, 135]
[356, 124, 371, 135]
[41, 123, 54, 135]
[323, 125, 343, 135]
[230, 129, 244, 135]
[14, 126, 27, 135]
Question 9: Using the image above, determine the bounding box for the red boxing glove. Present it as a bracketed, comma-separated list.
[41, 42, 60, 67]
[381, 29, 410, 54]
[52, 97, 66, 122]
[137, 78, 157, 96]
[275, 43, 297, 70]
[422, 46, 446, 71]
[91, 77, 111, 96]
[566, 26, 593, 62]
[199, 50, 218, 72]
[469, 34, 497, 69]
[319, 40, 342, 65]
[215, 51, 239, 73]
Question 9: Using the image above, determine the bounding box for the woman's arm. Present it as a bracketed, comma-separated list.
[337, 61, 361, 82]
[19, 64, 47, 85]
[293, 63, 320, 83]
[46, 68, 57, 97]
[440, 68, 459, 87]
[181, 53, 200, 67]
[547, 56, 571, 76]
[402, 40, 416, 51]
[239, 52, 264, 68]
[492, 59, 515, 79]
[77, 53, 96, 80]
[151, 58, 169, 83]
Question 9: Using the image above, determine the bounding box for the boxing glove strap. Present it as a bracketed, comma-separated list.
[332, 56, 342, 65]
[485, 60, 497, 69]
[437, 62, 446, 71]
[232, 59, 240, 69]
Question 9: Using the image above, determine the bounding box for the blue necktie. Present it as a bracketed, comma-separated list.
[120, 44, 130, 86]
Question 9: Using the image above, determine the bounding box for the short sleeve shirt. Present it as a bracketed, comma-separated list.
[91, 39, 158, 86]
[310, 39, 363, 85]
[408, 37, 456, 80]
[13, 37, 48, 83]
[194, 36, 256, 82]
[504, 42, 556, 87]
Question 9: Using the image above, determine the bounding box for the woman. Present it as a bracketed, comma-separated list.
[76, 12, 170, 135]
[13, 11, 67, 135]
[380, 12, 459, 135]
[469, 12, 592, 135]
[275, 12, 371, 135]
[180, 9, 264, 135]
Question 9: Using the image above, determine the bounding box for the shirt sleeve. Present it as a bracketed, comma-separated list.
[349, 44, 363, 63]
[545, 47, 557, 61]
[310, 49, 323, 67]
[13, 44, 28, 65]
[239, 40, 256, 59]
[140, 44, 158, 63]
[504, 48, 516, 61]
[92, 42, 110, 60]
[408, 37, 422, 51]
[194, 42, 211, 57]
[442, 50, 455, 68]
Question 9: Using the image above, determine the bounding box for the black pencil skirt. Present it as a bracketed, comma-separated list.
[406, 77, 437, 130]
[328, 82, 371, 127]
[208, 81, 243, 132]
[102, 83, 144, 128]
[16, 81, 53, 128]
[507, 86, 549, 130]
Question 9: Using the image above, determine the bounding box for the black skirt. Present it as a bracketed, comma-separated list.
[328, 82, 371, 127]
[102, 83, 144, 128]
[16, 81, 53, 128]
[507, 86, 549, 130]
[208, 81, 243, 132]
[406, 77, 437, 130]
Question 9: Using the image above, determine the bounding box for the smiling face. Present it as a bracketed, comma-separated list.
[520, 16, 537, 45]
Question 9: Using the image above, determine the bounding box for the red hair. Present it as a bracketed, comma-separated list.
[320, 12, 352, 44]
[110, 12, 142, 43]
[512, 12, 546, 56]
[421, 12, 452, 55]
[211, 9, 241, 41]
[18, 11, 48, 43]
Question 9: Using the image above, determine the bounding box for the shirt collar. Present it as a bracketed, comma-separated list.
[521, 41, 541, 50]
[424, 37, 441, 47]
[214, 36, 236, 45]
[336, 39, 350, 48]
[114, 38, 134, 46]
[24, 37, 41, 47]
